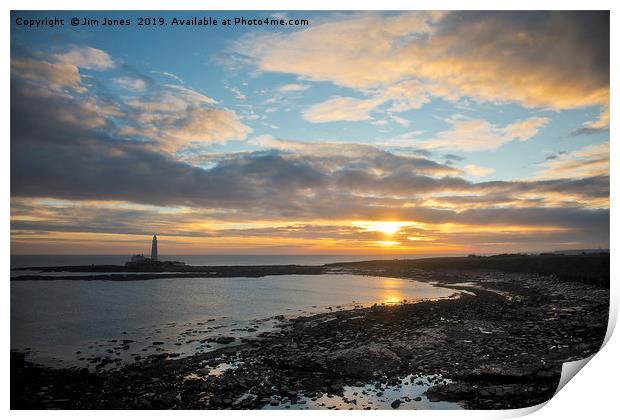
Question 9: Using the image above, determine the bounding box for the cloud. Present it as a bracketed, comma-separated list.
[303, 95, 383, 122]
[251, 136, 459, 178]
[443, 153, 464, 162]
[126, 84, 217, 113]
[11, 197, 608, 254]
[118, 84, 250, 150]
[11, 48, 251, 153]
[114, 76, 147, 92]
[11, 46, 115, 94]
[156, 108, 252, 148]
[502, 117, 552, 142]
[570, 126, 609, 137]
[390, 115, 411, 127]
[11, 78, 608, 218]
[463, 164, 495, 177]
[279, 83, 311, 92]
[534, 142, 609, 179]
[11, 58, 83, 92]
[570, 105, 610, 136]
[54, 46, 115, 70]
[10, 61, 609, 252]
[302, 79, 430, 123]
[382, 80, 430, 112]
[229, 86, 247, 100]
[588, 106, 610, 129]
[235, 12, 442, 89]
[418, 116, 550, 151]
[152, 70, 185, 84]
[236, 11, 609, 120]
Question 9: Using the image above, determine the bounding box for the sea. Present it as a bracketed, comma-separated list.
[11, 254, 461, 370]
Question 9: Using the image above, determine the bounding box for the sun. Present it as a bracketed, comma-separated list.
[354, 221, 410, 235]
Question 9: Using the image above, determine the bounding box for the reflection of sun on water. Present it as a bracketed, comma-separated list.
[380, 277, 404, 304]
[383, 293, 404, 304]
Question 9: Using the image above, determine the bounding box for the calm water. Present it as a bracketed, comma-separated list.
[11, 274, 458, 369]
[263, 373, 461, 410]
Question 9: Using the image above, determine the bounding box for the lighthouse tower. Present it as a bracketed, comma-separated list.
[151, 234, 158, 261]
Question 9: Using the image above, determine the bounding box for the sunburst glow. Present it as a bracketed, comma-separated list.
[354, 221, 411, 235]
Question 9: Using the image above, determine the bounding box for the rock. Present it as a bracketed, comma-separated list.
[391, 399, 402, 409]
[329, 383, 343, 394]
[427, 394, 442, 402]
[214, 336, 236, 345]
[426, 382, 477, 401]
[325, 344, 403, 376]
[159, 391, 178, 406]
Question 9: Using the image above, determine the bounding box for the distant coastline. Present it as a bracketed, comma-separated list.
[11, 252, 610, 288]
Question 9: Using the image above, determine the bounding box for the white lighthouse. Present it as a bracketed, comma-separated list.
[151, 234, 158, 261]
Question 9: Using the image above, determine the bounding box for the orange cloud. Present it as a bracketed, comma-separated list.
[463, 164, 495, 177]
[417, 116, 550, 151]
[54, 46, 115, 70]
[11, 58, 83, 92]
[535, 142, 609, 180]
[238, 12, 609, 121]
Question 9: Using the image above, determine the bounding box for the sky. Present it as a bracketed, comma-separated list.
[10, 10, 610, 255]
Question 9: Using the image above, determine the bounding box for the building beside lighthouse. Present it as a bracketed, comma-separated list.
[151, 234, 158, 261]
[125, 235, 185, 269]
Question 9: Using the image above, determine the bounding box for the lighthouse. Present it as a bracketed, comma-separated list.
[151, 234, 158, 261]
[127, 235, 186, 268]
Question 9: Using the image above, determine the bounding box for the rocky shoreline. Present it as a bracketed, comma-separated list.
[11, 264, 326, 281]
[12, 253, 609, 288]
[11, 260, 609, 410]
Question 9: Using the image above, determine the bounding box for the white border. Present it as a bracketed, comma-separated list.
[3, 2, 617, 419]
